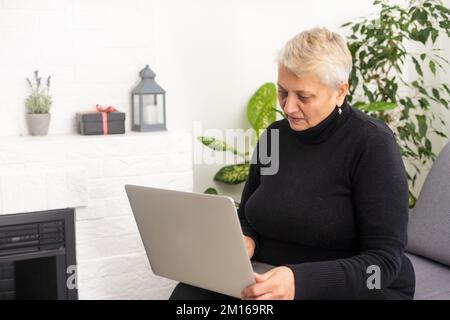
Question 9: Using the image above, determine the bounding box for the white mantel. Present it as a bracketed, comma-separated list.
[0, 131, 193, 299]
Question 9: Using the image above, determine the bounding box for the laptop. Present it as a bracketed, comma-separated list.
[125, 184, 273, 299]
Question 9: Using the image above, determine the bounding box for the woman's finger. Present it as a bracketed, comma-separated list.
[253, 272, 268, 283]
[250, 292, 275, 300]
[242, 279, 274, 298]
[254, 267, 277, 282]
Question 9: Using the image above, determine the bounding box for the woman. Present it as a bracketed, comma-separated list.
[170, 27, 415, 300]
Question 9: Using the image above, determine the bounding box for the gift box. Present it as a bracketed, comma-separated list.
[76, 105, 126, 135]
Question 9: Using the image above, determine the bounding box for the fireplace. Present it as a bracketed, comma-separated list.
[0, 131, 192, 299]
[0, 208, 77, 300]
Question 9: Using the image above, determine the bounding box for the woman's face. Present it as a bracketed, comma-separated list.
[277, 65, 348, 131]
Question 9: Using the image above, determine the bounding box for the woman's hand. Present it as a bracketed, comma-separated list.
[244, 236, 256, 258]
[241, 266, 295, 300]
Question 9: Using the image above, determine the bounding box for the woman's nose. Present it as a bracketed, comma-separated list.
[283, 94, 299, 114]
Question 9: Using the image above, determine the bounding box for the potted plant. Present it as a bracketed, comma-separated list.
[341, 0, 450, 207]
[25, 70, 53, 136]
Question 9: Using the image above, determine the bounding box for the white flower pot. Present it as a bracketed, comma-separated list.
[26, 113, 51, 136]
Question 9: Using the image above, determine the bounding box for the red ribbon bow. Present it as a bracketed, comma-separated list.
[96, 104, 118, 135]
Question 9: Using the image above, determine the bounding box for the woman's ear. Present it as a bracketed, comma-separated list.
[336, 82, 349, 106]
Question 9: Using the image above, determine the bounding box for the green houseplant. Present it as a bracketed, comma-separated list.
[25, 70, 53, 136]
[341, 0, 450, 207]
[198, 82, 280, 195]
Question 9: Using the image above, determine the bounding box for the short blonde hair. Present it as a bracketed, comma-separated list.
[278, 27, 352, 88]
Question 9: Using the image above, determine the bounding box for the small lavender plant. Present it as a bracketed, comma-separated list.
[25, 70, 53, 114]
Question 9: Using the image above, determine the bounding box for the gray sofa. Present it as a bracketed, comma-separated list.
[406, 141, 450, 300]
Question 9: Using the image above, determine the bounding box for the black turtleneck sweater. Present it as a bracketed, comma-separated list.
[238, 100, 415, 299]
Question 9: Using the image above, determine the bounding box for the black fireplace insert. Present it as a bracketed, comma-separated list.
[0, 208, 77, 300]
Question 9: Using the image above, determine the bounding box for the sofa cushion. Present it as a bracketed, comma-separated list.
[406, 142, 450, 266]
[406, 253, 450, 300]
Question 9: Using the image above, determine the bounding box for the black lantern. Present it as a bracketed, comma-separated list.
[131, 65, 167, 131]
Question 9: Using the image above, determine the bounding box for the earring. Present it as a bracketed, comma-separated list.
[338, 106, 342, 115]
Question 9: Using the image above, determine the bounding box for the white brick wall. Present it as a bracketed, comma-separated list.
[0, 130, 192, 299]
[78, 252, 177, 300]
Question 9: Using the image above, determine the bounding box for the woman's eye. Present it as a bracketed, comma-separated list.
[278, 91, 310, 102]
[298, 95, 310, 101]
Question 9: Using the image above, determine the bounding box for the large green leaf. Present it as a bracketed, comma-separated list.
[197, 136, 240, 155]
[214, 163, 250, 185]
[357, 102, 397, 112]
[250, 129, 259, 148]
[247, 83, 277, 131]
